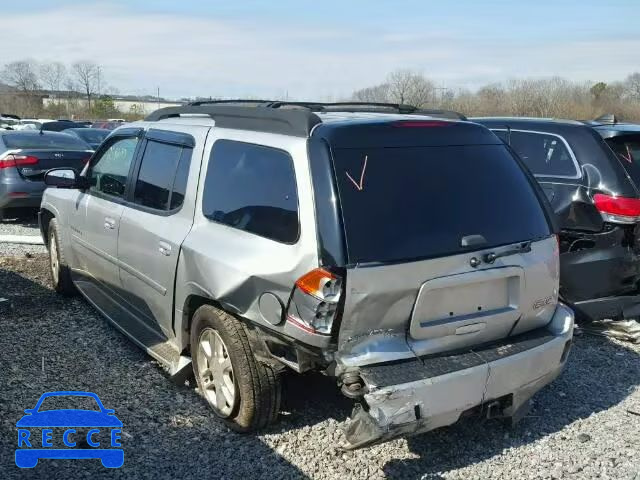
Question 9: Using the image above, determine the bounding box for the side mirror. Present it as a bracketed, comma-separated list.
[44, 168, 83, 189]
[23, 408, 35, 415]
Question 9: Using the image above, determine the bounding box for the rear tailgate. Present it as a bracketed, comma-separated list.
[13, 149, 92, 181]
[322, 121, 557, 366]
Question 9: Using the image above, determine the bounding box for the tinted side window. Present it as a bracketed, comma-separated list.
[134, 140, 192, 211]
[202, 140, 299, 243]
[501, 131, 577, 178]
[90, 137, 139, 198]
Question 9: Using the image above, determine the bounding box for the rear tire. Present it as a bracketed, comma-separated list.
[48, 218, 76, 296]
[191, 304, 281, 432]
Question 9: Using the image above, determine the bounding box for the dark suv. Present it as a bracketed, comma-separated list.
[475, 116, 640, 321]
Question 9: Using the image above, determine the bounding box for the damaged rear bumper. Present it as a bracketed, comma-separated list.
[343, 303, 574, 449]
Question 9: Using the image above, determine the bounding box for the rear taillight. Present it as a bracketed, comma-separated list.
[593, 193, 640, 224]
[286, 268, 343, 335]
[0, 154, 38, 169]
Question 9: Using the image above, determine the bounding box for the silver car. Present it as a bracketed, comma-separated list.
[39, 102, 574, 448]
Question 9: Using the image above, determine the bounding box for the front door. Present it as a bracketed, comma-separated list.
[70, 134, 141, 290]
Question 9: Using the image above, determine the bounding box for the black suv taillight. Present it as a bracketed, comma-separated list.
[286, 268, 343, 335]
[594, 193, 640, 224]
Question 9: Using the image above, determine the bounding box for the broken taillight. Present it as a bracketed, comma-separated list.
[286, 268, 342, 335]
[593, 193, 640, 224]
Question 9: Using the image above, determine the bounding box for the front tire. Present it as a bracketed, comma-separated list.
[191, 304, 281, 432]
[48, 218, 76, 296]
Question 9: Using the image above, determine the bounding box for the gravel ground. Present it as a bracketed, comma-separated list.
[0, 255, 638, 480]
[0, 217, 46, 257]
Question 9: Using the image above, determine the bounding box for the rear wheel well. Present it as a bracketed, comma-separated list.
[40, 209, 55, 246]
[182, 294, 279, 366]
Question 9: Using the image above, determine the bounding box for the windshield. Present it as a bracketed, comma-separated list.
[333, 144, 551, 264]
[2, 132, 90, 150]
[37, 395, 101, 412]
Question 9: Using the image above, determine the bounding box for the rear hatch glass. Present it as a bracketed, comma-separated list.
[333, 144, 552, 264]
[605, 134, 640, 186]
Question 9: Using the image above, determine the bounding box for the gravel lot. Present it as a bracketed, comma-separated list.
[0, 217, 46, 257]
[0, 252, 638, 479]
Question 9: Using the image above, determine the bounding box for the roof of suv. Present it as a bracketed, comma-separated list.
[144, 102, 474, 138]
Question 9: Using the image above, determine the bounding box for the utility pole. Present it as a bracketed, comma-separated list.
[157, 87, 160, 108]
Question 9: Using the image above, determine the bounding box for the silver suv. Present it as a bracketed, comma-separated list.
[39, 102, 574, 448]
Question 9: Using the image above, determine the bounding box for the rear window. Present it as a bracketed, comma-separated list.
[2, 132, 89, 150]
[493, 130, 577, 178]
[333, 144, 551, 264]
[605, 134, 640, 184]
[74, 129, 109, 144]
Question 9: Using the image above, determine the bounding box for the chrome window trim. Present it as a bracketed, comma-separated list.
[491, 128, 582, 180]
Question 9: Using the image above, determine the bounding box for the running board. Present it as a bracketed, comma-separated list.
[73, 276, 192, 382]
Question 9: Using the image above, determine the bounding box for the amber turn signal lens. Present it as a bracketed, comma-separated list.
[295, 268, 336, 297]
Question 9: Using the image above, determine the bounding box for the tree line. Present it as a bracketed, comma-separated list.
[351, 70, 640, 121]
[0, 59, 122, 119]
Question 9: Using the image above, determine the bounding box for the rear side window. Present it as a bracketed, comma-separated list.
[333, 144, 551, 264]
[494, 130, 578, 178]
[202, 140, 299, 243]
[133, 140, 193, 211]
[1, 132, 89, 150]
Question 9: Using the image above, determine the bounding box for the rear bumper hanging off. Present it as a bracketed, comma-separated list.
[343, 303, 574, 449]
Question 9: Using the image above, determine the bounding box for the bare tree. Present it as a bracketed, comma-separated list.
[386, 69, 435, 107]
[1, 60, 40, 93]
[72, 61, 100, 110]
[352, 83, 390, 103]
[39, 62, 67, 93]
[624, 72, 640, 101]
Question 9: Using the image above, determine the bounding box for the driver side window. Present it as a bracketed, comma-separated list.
[89, 137, 139, 198]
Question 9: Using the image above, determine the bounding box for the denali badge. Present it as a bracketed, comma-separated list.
[533, 295, 554, 309]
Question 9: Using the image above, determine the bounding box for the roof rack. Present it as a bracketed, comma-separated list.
[145, 105, 321, 137]
[263, 101, 467, 120]
[144, 101, 467, 137]
[187, 99, 276, 107]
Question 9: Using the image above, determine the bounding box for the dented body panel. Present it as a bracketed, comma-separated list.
[336, 236, 559, 370]
[344, 303, 574, 448]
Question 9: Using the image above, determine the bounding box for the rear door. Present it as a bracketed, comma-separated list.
[326, 128, 557, 364]
[116, 127, 207, 338]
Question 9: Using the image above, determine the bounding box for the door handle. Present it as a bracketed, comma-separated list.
[158, 241, 172, 256]
[104, 217, 116, 230]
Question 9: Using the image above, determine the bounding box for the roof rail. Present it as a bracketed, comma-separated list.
[188, 99, 276, 106]
[144, 102, 468, 137]
[145, 105, 321, 137]
[264, 101, 467, 120]
[187, 100, 468, 120]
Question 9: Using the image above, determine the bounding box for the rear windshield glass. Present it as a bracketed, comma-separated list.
[605, 134, 640, 184]
[2, 132, 89, 150]
[74, 129, 109, 144]
[333, 144, 551, 264]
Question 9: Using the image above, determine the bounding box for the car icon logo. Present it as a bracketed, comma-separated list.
[15, 391, 124, 468]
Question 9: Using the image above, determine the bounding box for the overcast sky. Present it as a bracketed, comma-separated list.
[2, 0, 639, 100]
